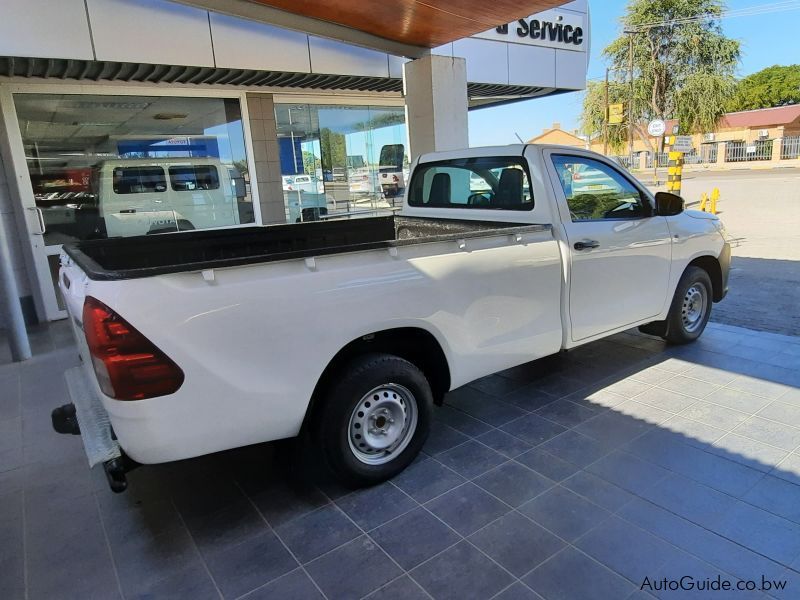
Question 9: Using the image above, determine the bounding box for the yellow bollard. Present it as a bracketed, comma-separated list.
[699, 192, 708, 212]
[710, 188, 720, 215]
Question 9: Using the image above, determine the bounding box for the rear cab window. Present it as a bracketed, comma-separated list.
[169, 165, 220, 191]
[112, 167, 166, 194]
[408, 156, 533, 211]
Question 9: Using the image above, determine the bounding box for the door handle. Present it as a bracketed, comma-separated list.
[28, 207, 46, 235]
[573, 239, 599, 250]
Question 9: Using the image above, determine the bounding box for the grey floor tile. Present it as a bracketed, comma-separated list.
[437, 440, 507, 480]
[574, 515, 682, 585]
[305, 536, 401, 599]
[185, 499, 268, 553]
[681, 364, 739, 386]
[274, 504, 360, 563]
[124, 564, 218, 600]
[446, 387, 527, 427]
[515, 448, 582, 482]
[773, 453, 800, 485]
[574, 411, 652, 449]
[203, 531, 297, 599]
[411, 541, 514, 600]
[500, 413, 567, 446]
[391, 456, 465, 503]
[713, 433, 789, 472]
[634, 387, 699, 412]
[434, 405, 493, 437]
[639, 473, 737, 530]
[732, 416, 800, 452]
[242, 569, 323, 600]
[335, 482, 417, 531]
[469, 511, 564, 577]
[538, 430, 610, 468]
[601, 378, 654, 399]
[248, 478, 329, 528]
[679, 400, 751, 431]
[629, 366, 676, 386]
[586, 450, 670, 495]
[371, 507, 460, 570]
[476, 429, 533, 459]
[534, 399, 598, 428]
[426, 483, 510, 536]
[567, 388, 627, 411]
[493, 582, 544, 600]
[524, 546, 634, 600]
[742, 475, 800, 524]
[519, 485, 610, 542]
[468, 374, 529, 398]
[423, 421, 469, 455]
[759, 401, 800, 429]
[704, 387, 772, 414]
[474, 461, 554, 507]
[503, 386, 559, 411]
[561, 470, 635, 512]
[364, 575, 430, 600]
[657, 376, 720, 400]
[728, 376, 791, 400]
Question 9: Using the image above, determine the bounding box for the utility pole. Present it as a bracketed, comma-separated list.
[627, 31, 635, 162]
[603, 68, 609, 156]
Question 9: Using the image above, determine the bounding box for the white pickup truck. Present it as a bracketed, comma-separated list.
[54, 144, 730, 492]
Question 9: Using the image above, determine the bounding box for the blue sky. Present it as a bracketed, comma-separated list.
[468, 0, 800, 147]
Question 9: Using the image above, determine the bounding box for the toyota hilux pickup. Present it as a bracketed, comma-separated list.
[54, 144, 730, 492]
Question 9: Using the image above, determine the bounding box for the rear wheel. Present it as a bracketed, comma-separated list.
[662, 266, 713, 344]
[312, 353, 432, 487]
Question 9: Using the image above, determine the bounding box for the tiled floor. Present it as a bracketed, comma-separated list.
[2, 320, 800, 599]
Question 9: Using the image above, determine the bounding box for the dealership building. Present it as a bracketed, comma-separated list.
[0, 0, 588, 339]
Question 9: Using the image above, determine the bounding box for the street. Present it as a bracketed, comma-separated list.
[646, 168, 800, 337]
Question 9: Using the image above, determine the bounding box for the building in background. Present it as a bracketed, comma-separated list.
[590, 105, 800, 170]
[0, 0, 590, 327]
[527, 122, 589, 147]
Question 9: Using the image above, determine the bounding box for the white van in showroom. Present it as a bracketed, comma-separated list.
[95, 158, 240, 237]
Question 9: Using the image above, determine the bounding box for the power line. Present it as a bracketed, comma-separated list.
[625, 0, 800, 32]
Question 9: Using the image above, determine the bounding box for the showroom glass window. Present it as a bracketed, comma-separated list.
[274, 104, 408, 223]
[13, 94, 255, 245]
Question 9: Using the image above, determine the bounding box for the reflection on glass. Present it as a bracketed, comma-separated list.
[274, 104, 408, 223]
[14, 94, 255, 245]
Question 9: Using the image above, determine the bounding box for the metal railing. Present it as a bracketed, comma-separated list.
[781, 136, 800, 160]
[725, 140, 773, 162]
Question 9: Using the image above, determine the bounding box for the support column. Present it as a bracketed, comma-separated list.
[246, 93, 286, 225]
[403, 55, 469, 160]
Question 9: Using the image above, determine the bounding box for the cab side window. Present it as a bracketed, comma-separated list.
[551, 155, 651, 221]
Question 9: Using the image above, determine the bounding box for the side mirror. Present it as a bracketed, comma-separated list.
[654, 191, 684, 216]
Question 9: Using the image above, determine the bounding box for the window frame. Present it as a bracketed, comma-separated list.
[551, 153, 654, 223]
[407, 156, 535, 212]
[168, 165, 221, 192]
[112, 166, 167, 195]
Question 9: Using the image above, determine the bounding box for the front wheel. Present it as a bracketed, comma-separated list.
[312, 353, 433, 487]
[662, 266, 713, 344]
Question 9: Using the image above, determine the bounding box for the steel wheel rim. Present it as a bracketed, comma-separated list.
[681, 282, 708, 333]
[348, 384, 418, 465]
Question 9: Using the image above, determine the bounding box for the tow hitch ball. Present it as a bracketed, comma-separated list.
[51, 403, 81, 435]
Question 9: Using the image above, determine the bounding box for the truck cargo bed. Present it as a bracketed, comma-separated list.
[62, 215, 549, 280]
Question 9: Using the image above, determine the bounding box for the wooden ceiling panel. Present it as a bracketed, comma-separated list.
[246, 0, 570, 48]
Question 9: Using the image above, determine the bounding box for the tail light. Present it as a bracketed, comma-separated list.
[82, 297, 184, 400]
[392, 175, 399, 183]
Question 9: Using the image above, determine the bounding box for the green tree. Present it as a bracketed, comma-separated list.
[302, 150, 318, 176]
[582, 0, 740, 152]
[319, 128, 346, 171]
[727, 65, 800, 111]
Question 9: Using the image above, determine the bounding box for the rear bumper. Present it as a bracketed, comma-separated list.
[717, 241, 731, 300]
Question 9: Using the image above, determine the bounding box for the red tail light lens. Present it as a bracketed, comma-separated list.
[82, 297, 184, 400]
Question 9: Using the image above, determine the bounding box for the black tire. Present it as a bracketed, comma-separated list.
[312, 353, 433, 487]
[662, 266, 713, 344]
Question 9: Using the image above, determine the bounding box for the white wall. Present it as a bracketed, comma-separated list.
[0, 0, 588, 90]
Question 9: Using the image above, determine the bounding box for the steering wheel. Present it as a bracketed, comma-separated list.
[468, 193, 492, 206]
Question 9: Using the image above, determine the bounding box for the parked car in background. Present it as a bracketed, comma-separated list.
[56, 144, 729, 493]
[96, 158, 240, 237]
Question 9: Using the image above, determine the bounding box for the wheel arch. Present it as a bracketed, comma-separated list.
[687, 255, 724, 302]
[302, 327, 451, 432]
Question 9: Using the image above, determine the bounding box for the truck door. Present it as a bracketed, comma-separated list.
[545, 151, 672, 342]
